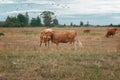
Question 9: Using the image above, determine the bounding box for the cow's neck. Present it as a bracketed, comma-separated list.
[50, 34, 56, 43]
[51, 34, 54, 42]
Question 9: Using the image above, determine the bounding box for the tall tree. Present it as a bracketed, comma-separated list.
[17, 13, 28, 27]
[109, 23, 113, 27]
[70, 22, 73, 26]
[86, 21, 89, 26]
[64, 24, 66, 27]
[36, 16, 42, 26]
[25, 12, 29, 26]
[80, 21, 84, 26]
[41, 11, 54, 27]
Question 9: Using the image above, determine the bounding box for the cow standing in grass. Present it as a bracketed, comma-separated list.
[42, 29, 82, 50]
[83, 29, 91, 33]
[106, 28, 117, 38]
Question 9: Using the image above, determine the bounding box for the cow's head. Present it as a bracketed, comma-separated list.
[41, 29, 55, 41]
[44, 30, 55, 40]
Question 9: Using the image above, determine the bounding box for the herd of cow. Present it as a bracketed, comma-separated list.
[0, 27, 118, 50]
[39, 27, 118, 49]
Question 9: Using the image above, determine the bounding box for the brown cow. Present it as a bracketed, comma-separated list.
[39, 28, 53, 47]
[43, 30, 82, 50]
[83, 29, 91, 33]
[106, 28, 117, 38]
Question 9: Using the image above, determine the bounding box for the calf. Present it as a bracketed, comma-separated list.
[39, 28, 53, 47]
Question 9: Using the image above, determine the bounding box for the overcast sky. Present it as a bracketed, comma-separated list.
[0, 0, 120, 25]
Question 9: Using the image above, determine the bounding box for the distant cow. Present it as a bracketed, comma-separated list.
[39, 28, 53, 47]
[83, 29, 91, 33]
[106, 28, 117, 38]
[43, 30, 82, 50]
[0, 32, 4, 36]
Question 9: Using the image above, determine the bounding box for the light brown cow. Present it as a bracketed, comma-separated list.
[106, 28, 117, 38]
[43, 30, 82, 50]
[39, 28, 53, 47]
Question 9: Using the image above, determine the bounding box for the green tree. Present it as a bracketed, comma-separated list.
[70, 22, 73, 26]
[41, 11, 54, 27]
[25, 12, 29, 26]
[0, 21, 5, 27]
[3, 13, 29, 27]
[36, 16, 42, 26]
[53, 18, 59, 26]
[109, 23, 113, 27]
[80, 21, 84, 26]
[4, 16, 20, 27]
[64, 24, 66, 27]
[30, 18, 37, 26]
[17, 13, 28, 27]
[86, 21, 89, 26]
[30, 16, 42, 27]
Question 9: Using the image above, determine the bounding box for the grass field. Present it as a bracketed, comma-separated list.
[0, 27, 120, 80]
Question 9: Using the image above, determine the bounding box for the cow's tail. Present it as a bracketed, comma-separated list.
[75, 37, 83, 48]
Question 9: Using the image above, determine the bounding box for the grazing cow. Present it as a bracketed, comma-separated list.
[39, 28, 53, 47]
[43, 30, 82, 50]
[106, 28, 117, 38]
[83, 29, 91, 33]
[0, 32, 4, 37]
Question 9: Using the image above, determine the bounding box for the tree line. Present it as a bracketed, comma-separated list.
[0, 11, 59, 27]
[0, 11, 120, 27]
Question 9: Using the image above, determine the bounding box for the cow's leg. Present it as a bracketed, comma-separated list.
[45, 42, 47, 46]
[69, 39, 77, 50]
[40, 37, 42, 47]
[73, 40, 77, 50]
[47, 41, 50, 48]
[40, 40, 43, 47]
[76, 39, 83, 48]
[56, 43, 59, 50]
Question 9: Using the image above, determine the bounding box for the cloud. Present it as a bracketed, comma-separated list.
[0, 0, 14, 4]
[112, 16, 120, 19]
[1, 9, 42, 15]
[0, 0, 55, 4]
[63, 0, 120, 15]
[1, 0, 120, 15]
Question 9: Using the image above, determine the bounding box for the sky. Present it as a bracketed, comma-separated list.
[0, 0, 120, 25]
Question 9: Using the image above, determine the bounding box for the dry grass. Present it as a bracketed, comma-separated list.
[0, 27, 120, 80]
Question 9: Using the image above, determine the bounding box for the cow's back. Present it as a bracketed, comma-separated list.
[51, 30, 77, 43]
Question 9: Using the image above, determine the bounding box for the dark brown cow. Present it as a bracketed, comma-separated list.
[0, 32, 4, 37]
[83, 29, 91, 33]
[106, 28, 117, 38]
